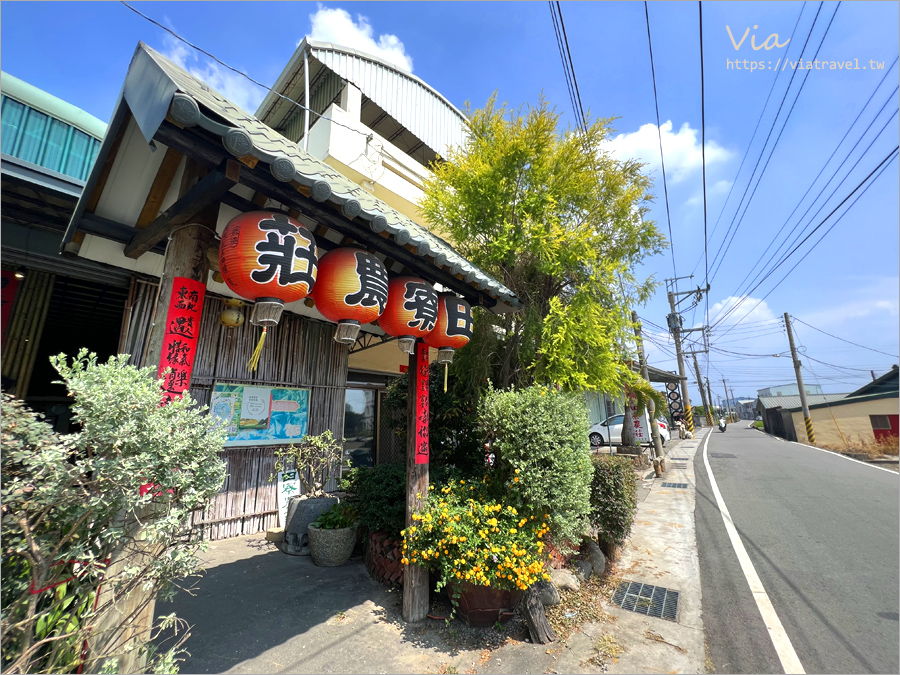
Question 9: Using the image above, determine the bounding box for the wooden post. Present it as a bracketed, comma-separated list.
[88, 161, 218, 670]
[402, 341, 430, 622]
[144, 160, 217, 367]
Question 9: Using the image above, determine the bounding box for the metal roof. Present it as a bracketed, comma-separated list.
[256, 39, 468, 160]
[62, 43, 518, 313]
[0, 71, 107, 139]
[847, 365, 899, 398]
[756, 394, 849, 410]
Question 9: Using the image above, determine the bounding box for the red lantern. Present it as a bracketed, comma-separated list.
[423, 294, 473, 363]
[218, 211, 318, 369]
[377, 276, 438, 354]
[312, 248, 389, 345]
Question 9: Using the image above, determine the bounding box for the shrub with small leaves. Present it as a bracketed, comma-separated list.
[478, 384, 593, 551]
[1, 350, 226, 674]
[589, 455, 638, 548]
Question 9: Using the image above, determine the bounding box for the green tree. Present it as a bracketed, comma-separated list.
[421, 95, 666, 399]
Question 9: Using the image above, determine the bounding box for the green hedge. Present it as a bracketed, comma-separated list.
[589, 455, 638, 548]
[479, 385, 593, 549]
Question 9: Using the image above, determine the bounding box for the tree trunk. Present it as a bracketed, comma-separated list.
[523, 584, 557, 644]
[621, 393, 635, 448]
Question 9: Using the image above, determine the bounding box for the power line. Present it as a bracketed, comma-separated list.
[689, 3, 807, 280]
[549, 2, 587, 134]
[707, 2, 832, 282]
[698, 0, 710, 326]
[713, 146, 899, 336]
[119, 1, 370, 138]
[719, 60, 899, 314]
[792, 317, 900, 359]
[644, 1, 677, 281]
[711, 3, 844, 285]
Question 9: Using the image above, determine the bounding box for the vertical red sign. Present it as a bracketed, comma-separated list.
[157, 277, 205, 404]
[1, 270, 20, 342]
[415, 342, 429, 465]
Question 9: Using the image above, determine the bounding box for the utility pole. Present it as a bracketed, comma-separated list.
[729, 385, 738, 421]
[721, 378, 733, 422]
[632, 311, 664, 473]
[706, 378, 715, 418]
[666, 281, 709, 436]
[692, 353, 714, 426]
[784, 313, 816, 444]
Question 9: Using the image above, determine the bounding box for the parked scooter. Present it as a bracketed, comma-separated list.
[718, 418, 727, 432]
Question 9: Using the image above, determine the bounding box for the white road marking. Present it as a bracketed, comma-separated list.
[786, 440, 899, 475]
[701, 430, 806, 674]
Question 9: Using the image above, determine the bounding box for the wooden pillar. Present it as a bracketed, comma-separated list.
[143, 160, 217, 367]
[402, 341, 430, 622]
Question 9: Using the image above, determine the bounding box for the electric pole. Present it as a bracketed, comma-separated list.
[632, 311, 664, 469]
[722, 377, 733, 422]
[706, 378, 715, 418]
[666, 281, 708, 436]
[784, 313, 816, 444]
[692, 353, 714, 426]
[729, 385, 738, 421]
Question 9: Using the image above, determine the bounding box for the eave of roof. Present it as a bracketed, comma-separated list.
[786, 389, 899, 412]
[756, 393, 850, 410]
[61, 43, 518, 313]
[847, 365, 899, 398]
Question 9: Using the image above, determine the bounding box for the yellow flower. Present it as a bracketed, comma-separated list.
[514, 477, 519, 482]
[514, 468, 520, 474]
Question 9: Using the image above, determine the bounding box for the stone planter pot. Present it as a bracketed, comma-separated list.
[448, 581, 523, 628]
[365, 531, 405, 587]
[308, 524, 357, 567]
[282, 496, 339, 556]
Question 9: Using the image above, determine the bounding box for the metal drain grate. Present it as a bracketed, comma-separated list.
[668, 457, 690, 461]
[611, 581, 679, 621]
[661, 482, 689, 489]
[671, 464, 688, 469]
[710, 453, 737, 458]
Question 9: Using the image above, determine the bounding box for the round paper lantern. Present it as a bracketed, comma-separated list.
[377, 276, 438, 354]
[312, 248, 389, 345]
[219, 298, 245, 328]
[219, 211, 318, 369]
[423, 294, 473, 363]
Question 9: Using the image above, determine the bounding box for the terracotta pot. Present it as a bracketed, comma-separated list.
[448, 580, 523, 628]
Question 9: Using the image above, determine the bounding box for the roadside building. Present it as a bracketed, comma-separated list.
[23, 42, 516, 541]
[756, 382, 824, 398]
[756, 393, 849, 441]
[786, 366, 899, 448]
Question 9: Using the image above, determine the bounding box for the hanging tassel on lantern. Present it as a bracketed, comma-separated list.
[444, 362, 448, 393]
[247, 326, 267, 372]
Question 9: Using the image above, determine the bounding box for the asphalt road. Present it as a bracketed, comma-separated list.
[695, 424, 899, 674]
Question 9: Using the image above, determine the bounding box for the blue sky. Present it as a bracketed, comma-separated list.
[3, 1, 898, 401]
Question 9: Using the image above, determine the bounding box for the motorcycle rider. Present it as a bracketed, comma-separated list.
[718, 416, 727, 432]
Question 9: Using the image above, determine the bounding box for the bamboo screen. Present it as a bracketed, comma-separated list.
[120, 284, 350, 540]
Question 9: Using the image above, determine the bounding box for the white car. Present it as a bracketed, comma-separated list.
[589, 415, 670, 447]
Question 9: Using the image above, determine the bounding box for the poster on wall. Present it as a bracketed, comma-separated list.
[628, 404, 650, 443]
[210, 383, 309, 447]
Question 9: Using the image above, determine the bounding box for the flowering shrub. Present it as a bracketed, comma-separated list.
[401, 479, 551, 594]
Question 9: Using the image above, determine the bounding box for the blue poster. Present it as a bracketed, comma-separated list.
[210, 383, 309, 447]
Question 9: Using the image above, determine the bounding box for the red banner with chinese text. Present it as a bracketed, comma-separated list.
[415, 342, 429, 464]
[157, 277, 205, 404]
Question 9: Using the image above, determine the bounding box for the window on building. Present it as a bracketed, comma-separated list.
[870, 415, 891, 430]
[344, 389, 376, 469]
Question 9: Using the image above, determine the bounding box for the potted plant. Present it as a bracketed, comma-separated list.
[401, 478, 551, 627]
[308, 504, 359, 567]
[272, 430, 344, 556]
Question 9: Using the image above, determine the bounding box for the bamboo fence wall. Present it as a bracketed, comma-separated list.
[1, 270, 55, 398]
[120, 287, 349, 541]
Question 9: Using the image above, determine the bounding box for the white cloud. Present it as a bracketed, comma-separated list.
[686, 178, 733, 206]
[709, 295, 777, 328]
[603, 121, 733, 184]
[305, 5, 413, 72]
[161, 31, 266, 113]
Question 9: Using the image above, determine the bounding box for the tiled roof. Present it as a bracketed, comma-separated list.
[138, 44, 518, 309]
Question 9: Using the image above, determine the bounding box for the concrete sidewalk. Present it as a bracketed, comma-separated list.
[156, 433, 709, 674]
